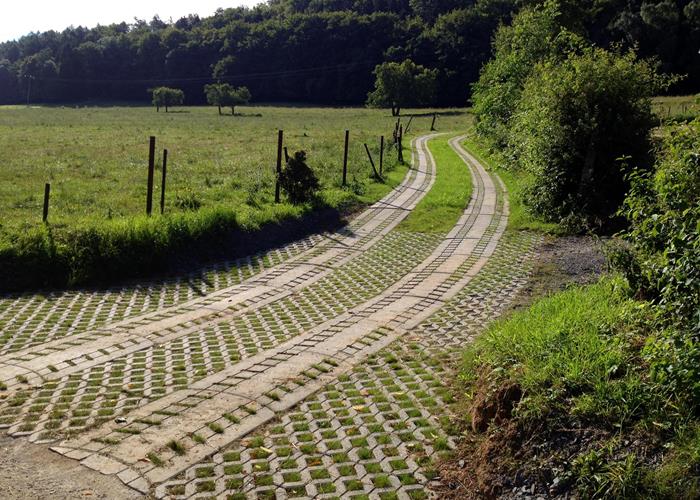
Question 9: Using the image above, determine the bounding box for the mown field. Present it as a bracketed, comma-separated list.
[0, 105, 470, 290]
[0, 105, 467, 231]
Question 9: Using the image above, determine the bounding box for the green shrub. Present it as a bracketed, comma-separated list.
[510, 47, 665, 227]
[471, 1, 585, 150]
[279, 151, 320, 204]
[617, 118, 700, 325]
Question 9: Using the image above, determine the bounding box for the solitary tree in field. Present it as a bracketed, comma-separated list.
[204, 83, 251, 115]
[367, 60, 438, 116]
[151, 87, 185, 112]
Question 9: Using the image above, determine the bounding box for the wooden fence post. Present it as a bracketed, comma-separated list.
[379, 136, 384, 176]
[42, 183, 50, 223]
[404, 116, 414, 135]
[342, 130, 349, 187]
[430, 113, 437, 131]
[364, 143, 381, 180]
[398, 125, 404, 164]
[146, 136, 156, 216]
[284, 146, 289, 163]
[275, 130, 283, 203]
[160, 149, 168, 215]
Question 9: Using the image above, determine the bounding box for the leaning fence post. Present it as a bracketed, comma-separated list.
[146, 136, 156, 216]
[275, 130, 283, 203]
[42, 183, 50, 223]
[364, 143, 381, 180]
[379, 136, 384, 176]
[342, 130, 349, 187]
[430, 113, 437, 131]
[160, 149, 168, 215]
[405, 116, 414, 135]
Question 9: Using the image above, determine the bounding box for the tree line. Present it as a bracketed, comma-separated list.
[0, 0, 698, 106]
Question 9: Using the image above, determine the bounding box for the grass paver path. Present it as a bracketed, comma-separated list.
[0, 133, 541, 498]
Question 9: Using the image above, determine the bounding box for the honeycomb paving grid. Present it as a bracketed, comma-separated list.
[0, 234, 325, 355]
[156, 342, 457, 500]
[154, 230, 541, 499]
[0, 232, 442, 440]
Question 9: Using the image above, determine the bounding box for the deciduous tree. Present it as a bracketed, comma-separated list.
[366, 59, 438, 116]
[151, 87, 184, 112]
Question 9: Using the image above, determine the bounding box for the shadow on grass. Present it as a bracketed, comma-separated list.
[0, 202, 353, 294]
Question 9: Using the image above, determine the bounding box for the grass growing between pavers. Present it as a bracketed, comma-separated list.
[398, 136, 472, 234]
[461, 133, 562, 235]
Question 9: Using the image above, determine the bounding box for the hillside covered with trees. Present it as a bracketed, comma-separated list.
[1, 0, 699, 105]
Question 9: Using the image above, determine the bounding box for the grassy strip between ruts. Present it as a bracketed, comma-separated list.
[397, 134, 472, 234]
[460, 132, 563, 235]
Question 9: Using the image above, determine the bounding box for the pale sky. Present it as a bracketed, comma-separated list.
[1, 1, 264, 43]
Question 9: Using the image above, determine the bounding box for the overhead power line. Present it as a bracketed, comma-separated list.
[30, 60, 380, 85]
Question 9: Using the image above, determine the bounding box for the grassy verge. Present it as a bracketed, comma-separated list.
[398, 135, 472, 234]
[461, 132, 562, 234]
[445, 275, 700, 498]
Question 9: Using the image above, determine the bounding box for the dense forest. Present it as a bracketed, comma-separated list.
[0, 0, 698, 106]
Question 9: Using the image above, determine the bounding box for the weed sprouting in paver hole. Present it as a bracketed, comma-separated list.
[280, 458, 298, 469]
[373, 475, 392, 488]
[251, 447, 272, 459]
[167, 439, 186, 455]
[364, 462, 383, 474]
[15, 375, 28, 384]
[115, 427, 141, 434]
[223, 413, 240, 424]
[208, 422, 224, 434]
[265, 391, 281, 401]
[316, 482, 336, 494]
[167, 485, 186, 496]
[252, 462, 270, 473]
[224, 463, 243, 475]
[241, 405, 256, 415]
[135, 418, 161, 426]
[223, 451, 240, 462]
[255, 474, 274, 487]
[380, 492, 400, 500]
[338, 464, 355, 476]
[408, 490, 428, 500]
[196, 466, 215, 478]
[344, 479, 364, 491]
[226, 477, 244, 490]
[196, 480, 216, 493]
[147, 452, 164, 467]
[276, 446, 292, 457]
[191, 433, 206, 444]
[310, 468, 330, 480]
[248, 436, 264, 447]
